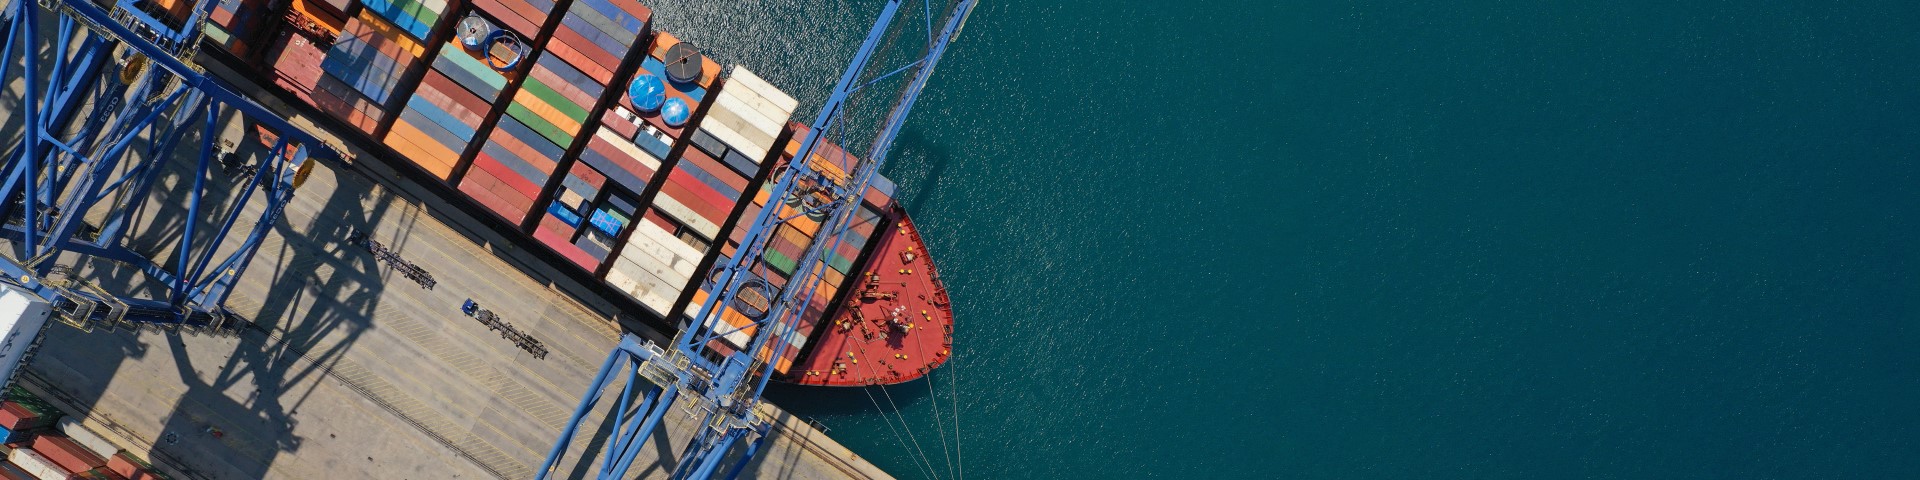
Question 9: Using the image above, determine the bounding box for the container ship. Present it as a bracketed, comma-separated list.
[198, 0, 951, 385]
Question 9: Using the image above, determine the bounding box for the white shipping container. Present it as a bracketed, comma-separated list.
[609, 262, 681, 313]
[8, 447, 71, 480]
[56, 418, 118, 461]
[724, 67, 800, 113]
[614, 248, 689, 287]
[623, 222, 705, 267]
[594, 129, 663, 171]
[711, 92, 783, 142]
[648, 193, 721, 239]
[605, 269, 672, 316]
[712, 77, 788, 125]
[697, 120, 768, 163]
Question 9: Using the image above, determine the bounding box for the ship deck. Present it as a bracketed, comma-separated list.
[784, 207, 954, 386]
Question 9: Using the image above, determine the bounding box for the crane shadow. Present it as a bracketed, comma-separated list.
[22, 105, 387, 478]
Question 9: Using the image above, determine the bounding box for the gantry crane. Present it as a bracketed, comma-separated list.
[0, 0, 336, 383]
[537, 0, 978, 478]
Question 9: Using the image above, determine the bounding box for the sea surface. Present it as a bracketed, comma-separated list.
[648, 0, 1918, 478]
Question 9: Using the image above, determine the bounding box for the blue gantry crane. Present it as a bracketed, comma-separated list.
[0, 0, 336, 380]
[537, 0, 978, 478]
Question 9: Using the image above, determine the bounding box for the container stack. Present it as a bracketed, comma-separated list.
[651, 67, 796, 353]
[477, 51, 599, 224]
[526, 0, 654, 269]
[548, 0, 650, 85]
[265, 1, 347, 109]
[594, 33, 719, 315]
[462, 104, 561, 224]
[387, 15, 515, 180]
[467, 0, 548, 38]
[207, 0, 323, 55]
[316, 10, 426, 135]
[0, 392, 59, 445]
[107, 451, 168, 480]
[506, 53, 596, 152]
[358, 0, 447, 41]
[0, 388, 169, 479]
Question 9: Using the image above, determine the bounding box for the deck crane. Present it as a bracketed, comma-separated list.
[0, 0, 336, 382]
[538, 0, 978, 478]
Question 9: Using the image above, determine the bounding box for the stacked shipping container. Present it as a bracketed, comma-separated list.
[653, 69, 797, 353]
[207, 0, 328, 55]
[388, 15, 515, 179]
[529, 0, 654, 269]
[315, 10, 426, 135]
[264, 0, 346, 114]
[235, 0, 910, 360]
[591, 33, 721, 315]
[0, 388, 168, 479]
[467, 0, 548, 37]
[459, 0, 639, 227]
[358, 0, 447, 41]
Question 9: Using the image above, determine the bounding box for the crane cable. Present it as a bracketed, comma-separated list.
[949, 355, 963, 480]
[909, 295, 955, 480]
[925, 367, 954, 480]
[859, 377, 940, 480]
[851, 340, 943, 480]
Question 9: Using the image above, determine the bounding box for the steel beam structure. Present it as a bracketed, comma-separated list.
[0, 0, 337, 334]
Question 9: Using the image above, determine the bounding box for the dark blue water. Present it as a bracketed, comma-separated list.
[655, 0, 1919, 477]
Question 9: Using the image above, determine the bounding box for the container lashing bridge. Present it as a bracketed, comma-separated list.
[536, 0, 977, 478]
[0, 0, 336, 379]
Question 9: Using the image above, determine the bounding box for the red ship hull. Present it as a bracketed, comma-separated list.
[779, 206, 953, 386]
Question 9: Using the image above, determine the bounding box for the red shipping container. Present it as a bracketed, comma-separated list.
[459, 176, 529, 224]
[490, 164, 543, 201]
[472, 154, 542, 199]
[537, 214, 574, 236]
[599, 109, 640, 139]
[641, 207, 675, 231]
[604, 0, 651, 20]
[548, 27, 621, 73]
[662, 169, 732, 216]
[0, 402, 55, 430]
[472, 0, 545, 36]
[107, 451, 164, 480]
[28, 435, 107, 473]
[654, 182, 724, 225]
[534, 229, 600, 270]
[420, 70, 492, 118]
[570, 162, 607, 187]
[676, 146, 747, 190]
[490, 133, 557, 173]
[585, 136, 654, 181]
[528, 61, 599, 107]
